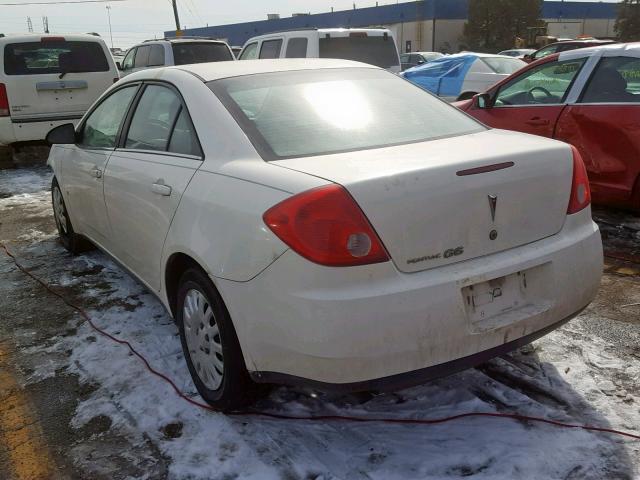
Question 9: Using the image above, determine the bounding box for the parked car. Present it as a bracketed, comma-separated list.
[498, 48, 535, 59]
[0, 33, 118, 146]
[524, 38, 616, 63]
[402, 53, 526, 101]
[455, 43, 640, 210]
[400, 51, 444, 71]
[119, 37, 234, 77]
[238, 28, 401, 73]
[46, 59, 602, 410]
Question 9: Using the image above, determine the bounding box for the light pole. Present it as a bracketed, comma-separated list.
[106, 5, 114, 49]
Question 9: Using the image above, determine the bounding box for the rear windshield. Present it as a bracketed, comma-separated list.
[209, 68, 484, 160]
[171, 42, 232, 65]
[4, 41, 109, 75]
[481, 57, 525, 74]
[319, 35, 399, 69]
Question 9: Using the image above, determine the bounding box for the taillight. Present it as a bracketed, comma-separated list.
[263, 184, 390, 267]
[0, 83, 9, 117]
[567, 145, 591, 214]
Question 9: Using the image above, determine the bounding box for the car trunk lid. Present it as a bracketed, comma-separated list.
[272, 129, 572, 273]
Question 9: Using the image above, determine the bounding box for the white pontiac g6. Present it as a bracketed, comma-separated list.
[46, 59, 603, 410]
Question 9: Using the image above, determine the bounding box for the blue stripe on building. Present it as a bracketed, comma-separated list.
[165, 0, 617, 46]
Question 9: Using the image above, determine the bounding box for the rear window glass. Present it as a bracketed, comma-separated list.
[171, 42, 232, 65]
[4, 41, 109, 75]
[481, 57, 525, 74]
[285, 38, 308, 58]
[209, 68, 484, 160]
[319, 35, 399, 69]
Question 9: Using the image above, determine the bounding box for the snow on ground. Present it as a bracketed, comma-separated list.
[2, 166, 639, 479]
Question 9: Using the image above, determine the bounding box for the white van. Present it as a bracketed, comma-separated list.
[238, 28, 401, 73]
[0, 33, 118, 146]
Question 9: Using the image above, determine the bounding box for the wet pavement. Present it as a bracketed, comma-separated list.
[0, 165, 639, 480]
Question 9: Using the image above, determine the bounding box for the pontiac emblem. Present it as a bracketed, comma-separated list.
[488, 195, 497, 222]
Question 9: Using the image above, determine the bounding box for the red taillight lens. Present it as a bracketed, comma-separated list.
[263, 184, 390, 267]
[0, 83, 9, 117]
[567, 145, 591, 214]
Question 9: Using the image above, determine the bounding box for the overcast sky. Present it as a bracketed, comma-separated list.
[0, 0, 620, 49]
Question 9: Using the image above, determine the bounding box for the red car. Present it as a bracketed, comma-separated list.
[456, 43, 640, 210]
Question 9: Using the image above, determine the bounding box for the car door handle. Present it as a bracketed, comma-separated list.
[525, 117, 550, 126]
[90, 167, 102, 178]
[151, 183, 172, 196]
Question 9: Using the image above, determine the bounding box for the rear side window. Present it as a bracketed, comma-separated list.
[581, 56, 640, 103]
[168, 109, 201, 156]
[171, 42, 232, 65]
[239, 42, 258, 60]
[134, 45, 150, 68]
[125, 85, 181, 151]
[319, 35, 399, 69]
[148, 45, 165, 67]
[4, 41, 109, 75]
[285, 38, 308, 58]
[259, 39, 283, 59]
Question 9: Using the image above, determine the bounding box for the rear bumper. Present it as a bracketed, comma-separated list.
[0, 115, 82, 145]
[216, 209, 602, 388]
[252, 311, 579, 393]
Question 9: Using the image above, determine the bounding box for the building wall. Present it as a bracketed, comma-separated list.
[165, 1, 618, 50]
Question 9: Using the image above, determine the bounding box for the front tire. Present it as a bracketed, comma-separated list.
[176, 268, 258, 411]
[51, 178, 91, 254]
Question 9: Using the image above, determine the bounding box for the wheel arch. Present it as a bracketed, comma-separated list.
[456, 91, 478, 101]
[164, 251, 210, 318]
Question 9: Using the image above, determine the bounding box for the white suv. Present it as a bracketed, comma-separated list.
[119, 38, 234, 77]
[0, 33, 118, 146]
[239, 28, 401, 73]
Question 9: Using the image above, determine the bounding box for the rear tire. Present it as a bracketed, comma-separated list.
[176, 267, 260, 411]
[51, 178, 92, 254]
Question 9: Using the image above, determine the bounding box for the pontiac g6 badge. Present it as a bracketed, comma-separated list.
[488, 194, 497, 222]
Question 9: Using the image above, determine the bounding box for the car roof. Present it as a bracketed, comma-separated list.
[0, 33, 106, 44]
[127, 58, 379, 83]
[559, 41, 640, 60]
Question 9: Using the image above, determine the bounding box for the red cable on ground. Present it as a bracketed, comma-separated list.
[2, 242, 639, 441]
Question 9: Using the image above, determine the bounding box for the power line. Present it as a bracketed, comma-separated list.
[0, 0, 127, 5]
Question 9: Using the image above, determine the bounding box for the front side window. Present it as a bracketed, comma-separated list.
[239, 42, 258, 60]
[4, 41, 109, 76]
[209, 68, 484, 160]
[122, 48, 135, 70]
[285, 38, 308, 58]
[319, 35, 399, 69]
[171, 42, 232, 65]
[495, 58, 586, 106]
[148, 44, 165, 67]
[259, 39, 283, 59]
[481, 57, 525, 74]
[134, 45, 150, 68]
[581, 56, 640, 104]
[125, 85, 181, 151]
[80, 86, 137, 148]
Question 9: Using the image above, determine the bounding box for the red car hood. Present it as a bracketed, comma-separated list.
[452, 98, 473, 111]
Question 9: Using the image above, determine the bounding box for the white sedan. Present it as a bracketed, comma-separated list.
[46, 59, 603, 410]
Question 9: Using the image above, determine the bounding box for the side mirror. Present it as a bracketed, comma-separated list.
[46, 123, 77, 145]
[524, 54, 533, 61]
[417, 59, 425, 64]
[475, 93, 492, 109]
[116, 61, 122, 70]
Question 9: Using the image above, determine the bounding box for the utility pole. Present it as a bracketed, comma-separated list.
[27, 16, 33, 33]
[106, 5, 113, 48]
[172, 0, 182, 36]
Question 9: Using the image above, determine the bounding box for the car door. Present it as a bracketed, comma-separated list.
[103, 82, 202, 290]
[470, 56, 588, 138]
[555, 55, 640, 204]
[61, 84, 138, 245]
